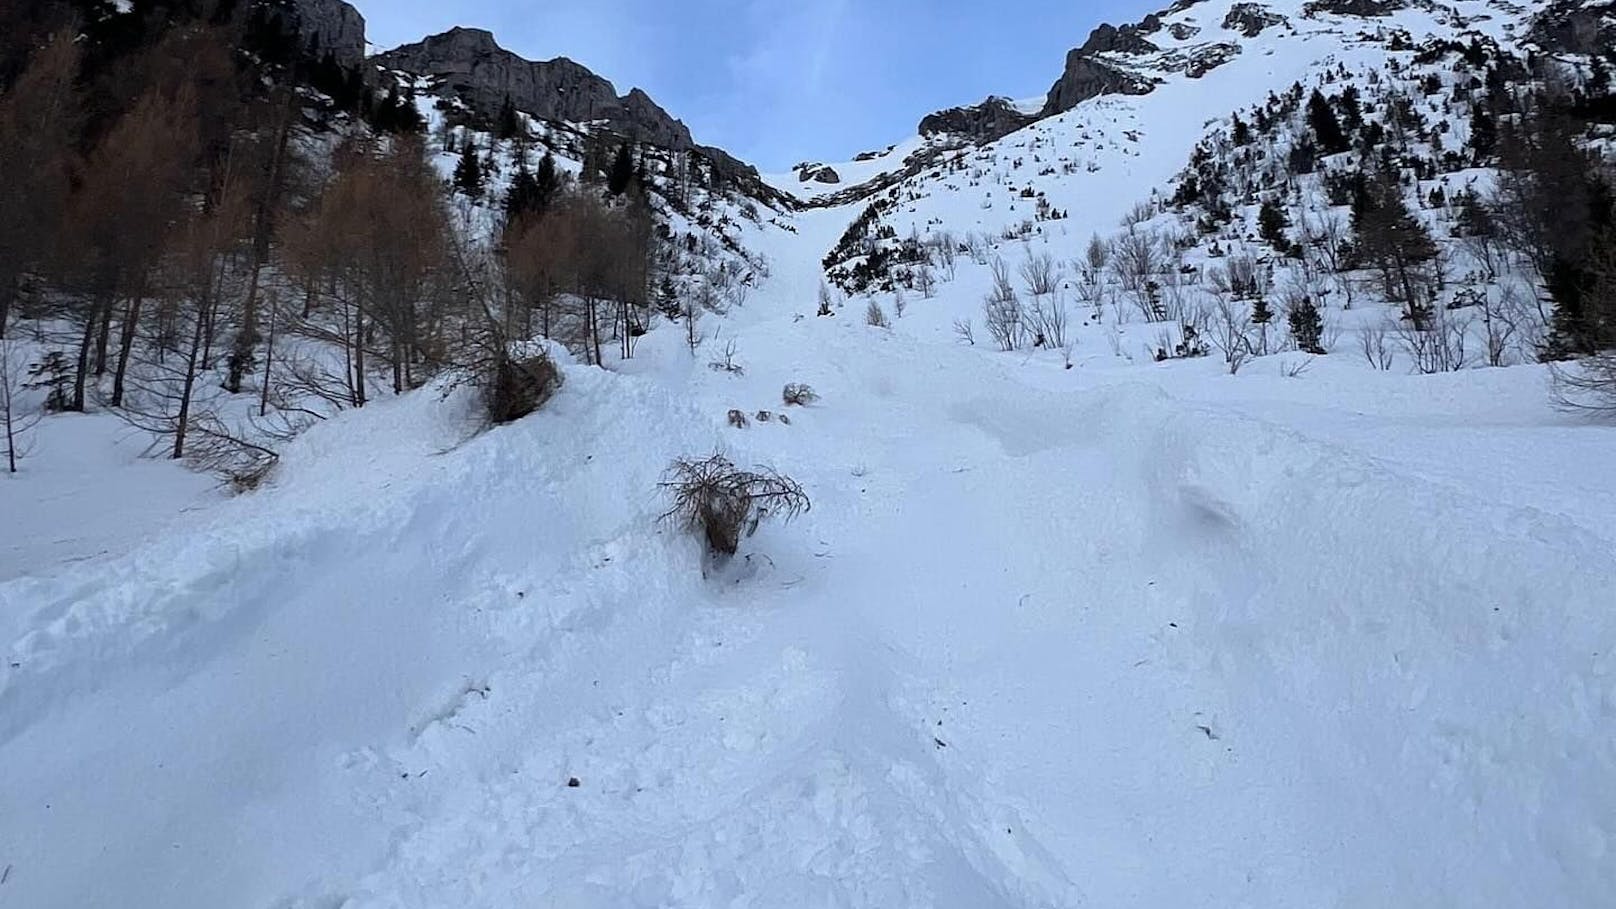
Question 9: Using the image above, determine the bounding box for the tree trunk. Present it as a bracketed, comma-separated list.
[93, 294, 114, 376]
[0, 272, 15, 340]
[72, 308, 96, 412]
[352, 301, 367, 408]
[259, 291, 278, 417]
[110, 294, 142, 407]
[173, 299, 209, 460]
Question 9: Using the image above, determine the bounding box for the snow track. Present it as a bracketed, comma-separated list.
[2, 318, 1613, 906]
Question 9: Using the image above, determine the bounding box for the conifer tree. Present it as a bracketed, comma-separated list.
[1307, 89, 1350, 154]
[607, 141, 635, 196]
[454, 141, 485, 200]
[1288, 295, 1326, 354]
[497, 95, 521, 140]
[1258, 199, 1291, 250]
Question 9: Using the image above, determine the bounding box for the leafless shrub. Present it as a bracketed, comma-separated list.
[660, 454, 811, 557]
[708, 338, 744, 375]
[1359, 323, 1396, 371]
[1279, 356, 1315, 378]
[782, 383, 819, 406]
[1120, 200, 1156, 230]
[1, 339, 42, 472]
[953, 318, 976, 346]
[1552, 354, 1616, 418]
[1111, 230, 1170, 321]
[1395, 307, 1471, 374]
[1019, 252, 1062, 298]
[816, 281, 835, 317]
[1203, 294, 1254, 375]
[916, 265, 937, 298]
[865, 299, 891, 328]
[1024, 294, 1071, 348]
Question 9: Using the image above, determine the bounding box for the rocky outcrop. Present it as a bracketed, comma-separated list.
[794, 164, 841, 185]
[1222, 3, 1289, 38]
[918, 97, 1037, 144]
[374, 27, 754, 175]
[1078, 23, 1161, 56]
[1302, 0, 1408, 18]
[1528, 0, 1616, 55]
[1177, 42, 1244, 78]
[273, 0, 367, 67]
[1041, 51, 1156, 117]
[1169, 22, 1203, 41]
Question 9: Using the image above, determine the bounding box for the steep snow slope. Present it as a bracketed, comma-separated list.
[3, 221, 1616, 908]
[3, 0, 1616, 906]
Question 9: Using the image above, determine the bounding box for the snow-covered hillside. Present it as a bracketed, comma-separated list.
[3, 0, 1615, 906]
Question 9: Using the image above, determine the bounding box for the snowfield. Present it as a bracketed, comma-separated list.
[4, 0, 1616, 905]
[3, 272, 1614, 906]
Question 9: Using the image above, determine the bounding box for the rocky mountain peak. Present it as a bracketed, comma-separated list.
[373, 27, 756, 178]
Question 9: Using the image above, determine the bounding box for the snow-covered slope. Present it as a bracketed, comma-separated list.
[3, 0, 1615, 906]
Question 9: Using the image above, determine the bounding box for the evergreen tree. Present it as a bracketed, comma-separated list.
[1258, 198, 1291, 250]
[453, 141, 484, 199]
[506, 162, 539, 221]
[496, 95, 521, 140]
[535, 150, 560, 208]
[1288, 295, 1326, 354]
[607, 141, 635, 196]
[1231, 113, 1252, 147]
[1469, 106, 1497, 164]
[1307, 89, 1350, 154]
[1351, 171, 1439, 321]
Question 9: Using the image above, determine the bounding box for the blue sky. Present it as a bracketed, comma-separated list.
[354, 0, 1157, 170]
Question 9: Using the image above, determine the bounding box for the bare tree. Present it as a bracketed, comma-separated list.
[1111, 230, 1169, 321]
[0, 339, 42, 472]
[1019, 251, 1062, 298]
[1203, 294, 1254, 374]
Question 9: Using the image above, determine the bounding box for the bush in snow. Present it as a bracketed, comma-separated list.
[782, 383, 819, 407]
[865, 300, 891, 328]
[484, 353, 563, 425]
[661, 454, 810, 556]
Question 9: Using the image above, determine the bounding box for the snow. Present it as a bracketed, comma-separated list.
[3, 0, 1616, 905]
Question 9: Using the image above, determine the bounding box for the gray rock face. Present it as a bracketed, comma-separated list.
[1041, 51, 1156, 117]
[1169, 22, 1203, 41]
[795, 164, 841, 185]
[918, 97, 1036, 144]
[1222, 3, 1289, 38]
[374, 27, 753, 175]
[1301, 0, 1408, 18]
[280, 0, 367, 67]
[1528, 0, 1616, 55]
[1078, 23, 1162, 56]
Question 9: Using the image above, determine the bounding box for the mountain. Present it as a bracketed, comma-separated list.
[372, 26, 760, 183]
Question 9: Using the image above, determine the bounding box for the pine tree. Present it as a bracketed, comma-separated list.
[506, 162, 539, 221]
[607, 141, 635, 196]
[1258, 198, 1290, 250]
[454, 141, 484, 199]
[1469, 106, 1497, 164]
[1351, 171, 1439, 322]
[1231, 114, 1252, 147]
[1307, 89, 1350, 154]
[1288, 295, 1326, 354]
[497, 95, 521, 140]
[535, 151, 560, 207]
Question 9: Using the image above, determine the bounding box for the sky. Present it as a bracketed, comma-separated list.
[352, 0, 1159, 171]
